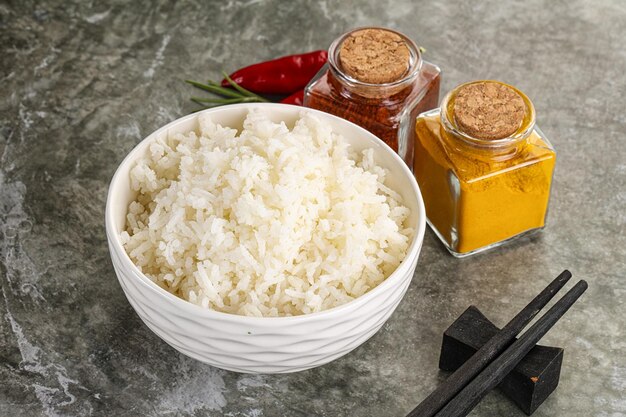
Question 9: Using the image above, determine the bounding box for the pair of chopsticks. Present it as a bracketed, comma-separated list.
[407, 270, 587, 417]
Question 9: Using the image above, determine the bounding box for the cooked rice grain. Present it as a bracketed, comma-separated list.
[121, 110, 412, 317]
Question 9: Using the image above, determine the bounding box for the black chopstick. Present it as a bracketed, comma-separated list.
[435, 279, 588, 417]
[407, 270, 572, 417]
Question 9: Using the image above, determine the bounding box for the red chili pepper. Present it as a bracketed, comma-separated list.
[280, 89, 304, 106]
[221, 50, 327, 95]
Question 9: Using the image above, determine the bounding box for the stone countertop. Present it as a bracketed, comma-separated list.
[1, 0, 624, 416]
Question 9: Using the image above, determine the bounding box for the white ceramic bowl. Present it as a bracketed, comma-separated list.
[105, 103, 426, 373]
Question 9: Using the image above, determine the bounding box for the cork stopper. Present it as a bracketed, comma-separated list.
[338, 28, 410, 84]
[453, 82, 526, 140]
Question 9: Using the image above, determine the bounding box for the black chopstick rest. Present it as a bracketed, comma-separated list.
[440, 306, 563, 415]
[407, 270, 572, 417]
[435, 279, 588, 417]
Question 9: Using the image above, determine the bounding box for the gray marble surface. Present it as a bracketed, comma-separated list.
[1, 0, 625, 416]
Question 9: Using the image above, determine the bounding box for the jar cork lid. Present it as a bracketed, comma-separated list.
[454, 81, 526, 140]
[339, 28, 410, 84]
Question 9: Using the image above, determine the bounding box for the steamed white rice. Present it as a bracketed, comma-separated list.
[121, 110, 412, 317]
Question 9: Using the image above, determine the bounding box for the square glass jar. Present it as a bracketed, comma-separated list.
[304, 27, 441, 168]
[413, 81, 556, 257]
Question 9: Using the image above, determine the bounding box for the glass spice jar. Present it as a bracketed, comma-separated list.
[413, 80, 556, 257]
[304, 27, 441, 167]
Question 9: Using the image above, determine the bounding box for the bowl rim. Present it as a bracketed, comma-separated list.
[105, 102, 426, 323]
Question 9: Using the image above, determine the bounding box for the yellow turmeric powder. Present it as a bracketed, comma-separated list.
[413, 81, 556, 257]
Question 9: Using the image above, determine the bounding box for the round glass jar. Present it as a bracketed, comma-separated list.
[304, 27, 441, 167]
